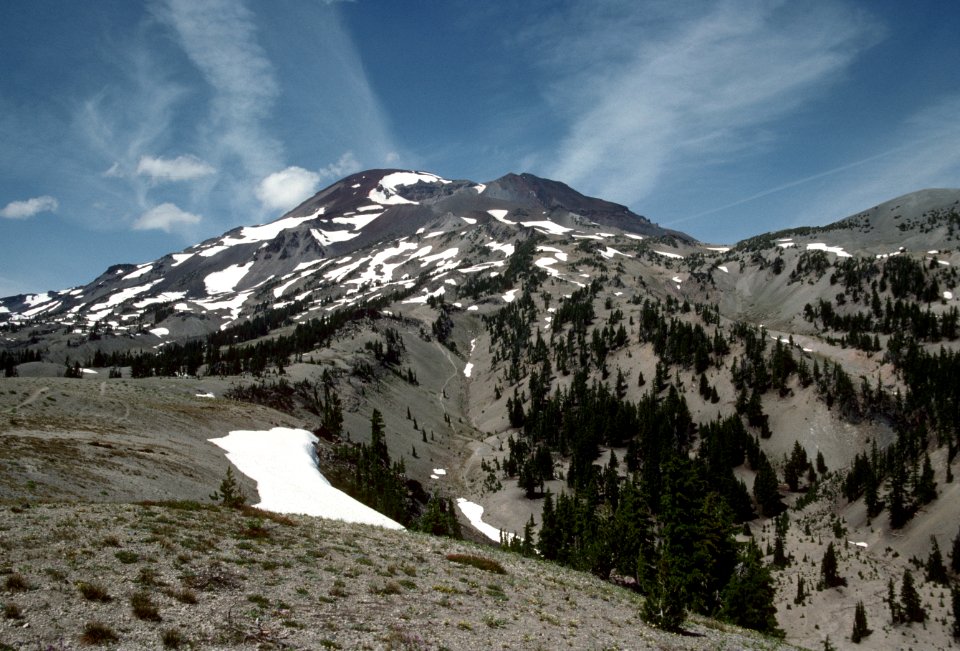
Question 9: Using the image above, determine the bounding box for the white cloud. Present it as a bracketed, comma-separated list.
[137, 155, 216, 182]
[318, 151, 360, 180]
[256, 166, 321, 212]
[0, 195, 58, 219]
[133, 203, 202, 232]
[531, 1, 881, 206]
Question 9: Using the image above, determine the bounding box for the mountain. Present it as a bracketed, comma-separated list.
[4, 171, 960, 649]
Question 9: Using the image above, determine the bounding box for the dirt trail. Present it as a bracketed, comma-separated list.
[15, 386, 48, 409]
[435, 341, 459, 416]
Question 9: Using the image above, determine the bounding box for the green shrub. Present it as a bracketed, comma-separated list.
[445, 553, 506, 574]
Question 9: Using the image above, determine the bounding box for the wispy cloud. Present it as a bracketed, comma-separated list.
[159, 0, 282, 179]
[787, 94, 960, 227]
[319, 151, 361, 181]
[256, 166, 322, 213]
[137, 155, 216, 182]
[529, 1, 881, 206]
[132, 203, 202, 232]
[0, 195, 58, 219]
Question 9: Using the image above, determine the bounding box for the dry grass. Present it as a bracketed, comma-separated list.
[79, 620, 119, 645]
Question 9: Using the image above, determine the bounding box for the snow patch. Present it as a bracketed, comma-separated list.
[460, 216, 477, 225]
[806, 242, 852, 258]
[331, 212, 383, 230]
[653, 250, 684, 259]
[123, 265, 153, 281]
[463, 363, 473, 378]
[171, 253, 194, 267]
[704, 246, 731, 252]
[600, 247, 629, 259]
[456, 498, 514, 544]
[502, 288, 519, 303]
[149, 327, 169, 337]
[487, 209, 513, 224]
[205, 262, 254, 295]
[718, 265, 729, 273]
[311, 228, 360, 246]
[209, 428, 403, 529]
[944, 291, 954, 300]
[196, 392, 215, 399]
[486, 241, 515, 257]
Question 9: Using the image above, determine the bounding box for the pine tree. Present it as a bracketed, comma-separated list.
[952, 526, 960, 574]
[914, 453, 937, 505]
[887, 576, 902, 624]
[752, 452, 782, 517]
[209, 466, 245, 508]
[952, 584, 960, 639]
[794, 575, 806, 605]
[537, 492, 559, 561]
[641, 545, 686, 632]
[851, 600, 871, 642]
[820, 542, 846, 588]
[899, 569, 926, 623]
[926, 535, 948, 585]
[719, 539, 781, 635]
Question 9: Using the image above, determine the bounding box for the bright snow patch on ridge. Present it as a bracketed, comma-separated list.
[653, 250, 683, 259]
[209, 428, 404, 529]
[807, 243, 852, 258]
[456, 498, 515, 544]
[463, 363, 474, 378]
[205, 262, 254, 295]
[311, 228, 360, 246]
[487, 209, 513, 224]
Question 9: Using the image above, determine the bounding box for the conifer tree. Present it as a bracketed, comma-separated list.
[952, 526, 960, 574]
[887, 576, 902, 624]
[752, 452, 782, 517]
[794, 575, 806, 605]
[718, 538, 781, 635]
[952, 584, 960, 640]
[820, 542, 846, 588]
[899, 569, 925, 623]
[641, 545, 686, 632]
[537, 492, 559, 561]
[851, 600, 871, 642]
[926, 535, 948, 585]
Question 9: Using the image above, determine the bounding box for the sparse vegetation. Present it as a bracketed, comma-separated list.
[446, 553, 506, 574]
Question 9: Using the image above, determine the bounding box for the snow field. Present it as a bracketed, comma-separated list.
[209, 427, 404, 530]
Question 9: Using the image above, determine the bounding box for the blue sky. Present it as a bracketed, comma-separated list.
[2, 0, 960, 296]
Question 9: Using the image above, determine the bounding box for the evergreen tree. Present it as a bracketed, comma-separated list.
[851, 600, 871, 643]
[209, 466, 245, 508]
[926, 535, 948, 585]
[794, 575, 806, 605]
[752, 452, 783, 517]
[641, 545, 686, 632]
[899, 569, 926, 623]
[914, 453, 937, 505]
[952, 585, 960, 640]
[820, 542, 846, 588]
[718, 539, 781, 635]
[537, 492, 559, 561]
[887, 576, 902, 624]
[952, 526, 960, 574]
